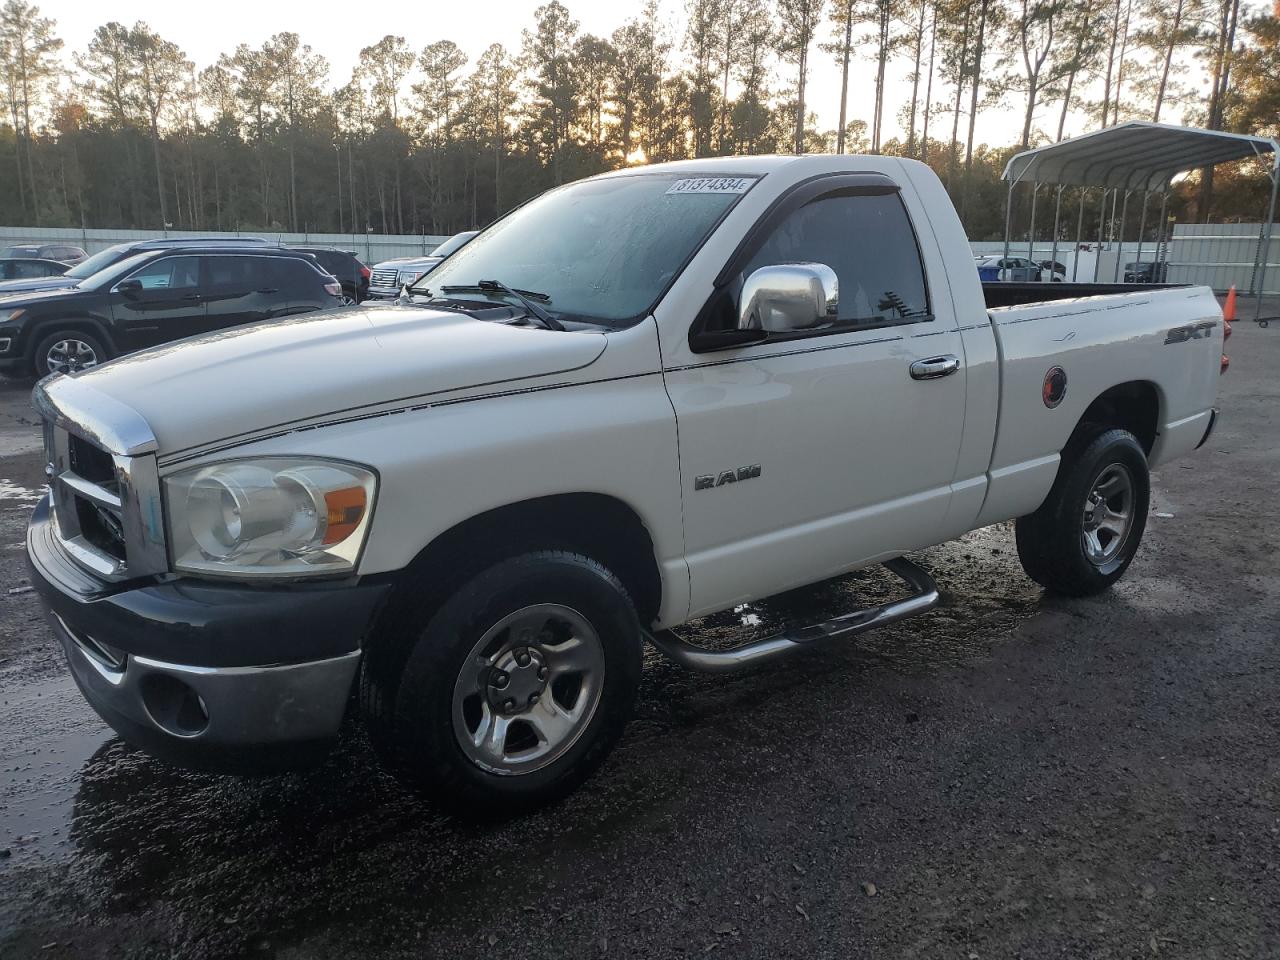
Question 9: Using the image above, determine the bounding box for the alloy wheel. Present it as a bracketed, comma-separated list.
[452, 603, 606, 776]
[46, 338, 100, 375]
[1081, 462, 1135, 565]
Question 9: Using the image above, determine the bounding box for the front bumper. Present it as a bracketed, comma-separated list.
[26, 495, 391, 770]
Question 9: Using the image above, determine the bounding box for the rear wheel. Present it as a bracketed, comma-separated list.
[1015, 427, 1150, 596]
[361, 550, 642, 816]
[32, 329, 109, 377]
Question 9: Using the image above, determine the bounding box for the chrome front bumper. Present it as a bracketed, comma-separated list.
[49, 606, 360, 747]
[27, 494, 389, 769]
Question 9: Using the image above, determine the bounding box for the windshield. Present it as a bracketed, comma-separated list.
[431, 232, 477, 260]
[65, 243, 132, 280]
[416, 172, 757, 325]
[1, 246, 39, 258]
[77, 251, 154, 290]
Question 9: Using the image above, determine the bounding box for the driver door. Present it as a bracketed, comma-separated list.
[110, 255, 206, 352]
[662, 175, 967, 618]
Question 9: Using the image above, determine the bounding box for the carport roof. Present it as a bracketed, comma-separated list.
[1002, 121, 1280, 192]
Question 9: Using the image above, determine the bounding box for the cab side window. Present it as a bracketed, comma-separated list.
[126, 256, 200, 291]
[742, 191, 931, 330]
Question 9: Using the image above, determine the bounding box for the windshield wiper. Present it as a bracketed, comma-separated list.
[439, 280, 565, 331]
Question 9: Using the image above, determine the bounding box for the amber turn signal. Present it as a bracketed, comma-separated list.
[323, 486, 368, 544]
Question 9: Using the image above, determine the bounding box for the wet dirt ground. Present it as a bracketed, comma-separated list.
[1, 301, 1278, 959]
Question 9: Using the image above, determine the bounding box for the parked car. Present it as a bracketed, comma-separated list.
[288, 246, 370, 304]
[1124, 261, 1168, 283]
[1038, 259, 1067, 281]
[0, 241, 87, 265]
[974, 255, 1041, 281]
[0, 258, 69, 282]
[0, 236, 272, 297]
[0, 246, 342, 377]
[26, 156, 1223, 816]
[367, 230, 478, 299]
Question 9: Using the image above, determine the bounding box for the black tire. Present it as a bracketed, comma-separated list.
[31, 328, 110, 378]
[360, 550, 642, 816]
[1015, 426, 1150, 596]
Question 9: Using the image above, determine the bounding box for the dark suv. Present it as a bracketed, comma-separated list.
[288, 246, 369, 304]
[0, 236, 272, 296]
[0, 247, 342, 378]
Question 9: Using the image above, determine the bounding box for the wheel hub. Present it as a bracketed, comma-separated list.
[487, 647, 549, 713]
[1080, 462, 1135, 565]
[452, 602, 607, 776]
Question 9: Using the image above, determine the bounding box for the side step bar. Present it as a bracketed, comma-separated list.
[644, 557, 939, 675]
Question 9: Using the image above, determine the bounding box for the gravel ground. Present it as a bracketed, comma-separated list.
[0, 301, 1277, 959]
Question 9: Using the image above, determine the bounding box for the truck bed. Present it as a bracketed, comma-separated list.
[982, 281, 1187, 309]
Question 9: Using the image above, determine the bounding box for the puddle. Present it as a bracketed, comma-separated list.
[0, 478, 42, 503]
[0, 675, 112, 862]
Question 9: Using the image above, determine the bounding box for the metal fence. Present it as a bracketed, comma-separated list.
[1165, 223, 1279, 295]
[974, 225, 1279, 294]
[5, 222, 1275, 293]
[0, 225, 451, 264]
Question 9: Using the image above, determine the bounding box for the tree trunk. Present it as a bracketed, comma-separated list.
[1021, 75, 1038, 149]
[961, 0, 990, 220]
[1057, 67, 1078, 141]
[1152, 0, 1186, 121]
[1198, 0, 1240, 220]
[907, 0, 927, 157]
[10, 111, 26, 217]
[19, 52, 39, 225]
[150, 118, 168, 228]
[946, 3, 973, 189]
[836, 9, 853, 153]
[289, 127, 298, 233]
[921, 2, 936, 162]
[1100, 0, 1122, 126]
[1110, 0, 1133, 121]
[873, 8, 890, 152]
[795, 35, 808, 154]
[718, 3, 734, 152]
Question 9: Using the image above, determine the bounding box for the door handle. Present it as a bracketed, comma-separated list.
[182, 293, 203, 302]
[257, 287, 279, 294]
[909, 355, 961, 380]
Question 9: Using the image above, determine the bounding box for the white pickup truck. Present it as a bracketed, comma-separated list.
[26, 155, 1224, 814]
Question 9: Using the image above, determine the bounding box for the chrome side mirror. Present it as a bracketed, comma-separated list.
[738, 263, 838, 332]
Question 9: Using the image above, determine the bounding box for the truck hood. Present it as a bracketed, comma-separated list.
[67, 305, 608, 457]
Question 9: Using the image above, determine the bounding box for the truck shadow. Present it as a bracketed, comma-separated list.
[52, 524, 1067, 957]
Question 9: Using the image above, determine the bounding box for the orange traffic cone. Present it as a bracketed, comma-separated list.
[1224, 285, 1237, 322]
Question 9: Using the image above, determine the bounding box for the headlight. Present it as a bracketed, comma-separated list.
[165, 457, 377, 579]
[399, 270, 424, 286]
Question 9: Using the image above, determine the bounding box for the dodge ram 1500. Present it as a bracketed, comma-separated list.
[26, 155, 1224, 813]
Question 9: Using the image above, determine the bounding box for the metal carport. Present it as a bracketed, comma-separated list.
[1001, 122, 1280, 322]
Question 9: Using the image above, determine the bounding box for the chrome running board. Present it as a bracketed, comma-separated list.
[644, 557, 939, 674]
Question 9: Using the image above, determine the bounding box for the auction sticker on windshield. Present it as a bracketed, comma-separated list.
[666, 177, 757, 195]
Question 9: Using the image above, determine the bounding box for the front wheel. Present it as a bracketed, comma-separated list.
[32, 329, 110, 377]
[360, 551, 642, 816]
[1015, 427, 1150, 596]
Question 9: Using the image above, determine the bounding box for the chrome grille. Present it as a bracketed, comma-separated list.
[36, 377, 168, 583]
[370, 268, 400, 288]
